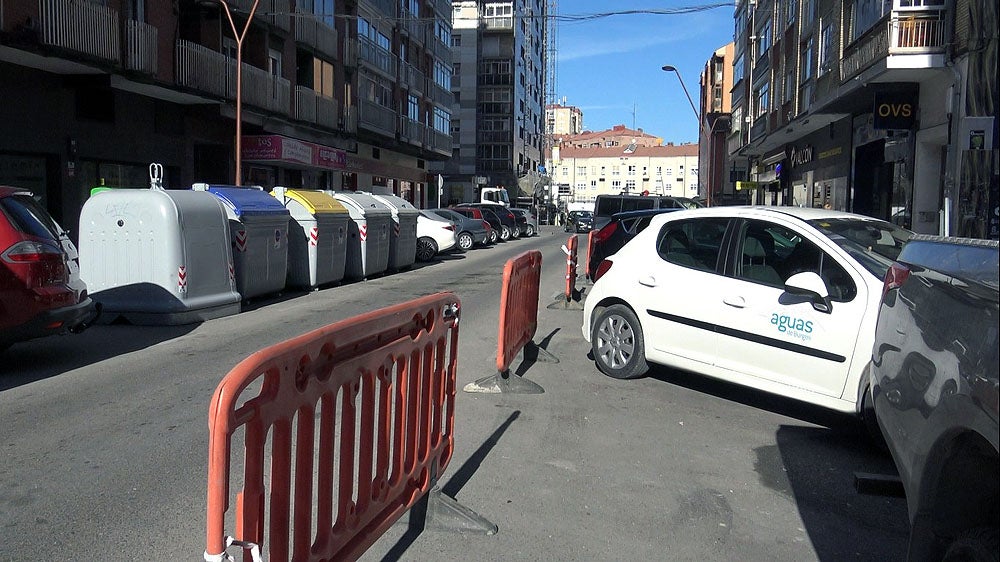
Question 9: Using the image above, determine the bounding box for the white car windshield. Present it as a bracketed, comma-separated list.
[807, 217, 912, 278]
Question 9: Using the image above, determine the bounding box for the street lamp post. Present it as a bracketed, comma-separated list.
[218, 0, 260, 186]
[662, 65, 713, 205]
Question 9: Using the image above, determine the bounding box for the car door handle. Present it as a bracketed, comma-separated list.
[723, 295, 746, 308]
[638, 275, 657, 287]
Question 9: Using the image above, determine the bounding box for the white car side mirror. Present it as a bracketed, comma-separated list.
[784, 272, 833, 313]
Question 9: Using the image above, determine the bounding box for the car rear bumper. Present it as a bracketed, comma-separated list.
[1, 297, 99, 346]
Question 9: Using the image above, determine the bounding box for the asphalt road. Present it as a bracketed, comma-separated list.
[0, 225, 908, 561]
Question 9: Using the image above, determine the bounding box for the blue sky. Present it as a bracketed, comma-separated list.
[553, 1, 734, 144]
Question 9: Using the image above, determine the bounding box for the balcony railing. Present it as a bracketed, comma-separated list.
[400, 61, 425, 93]
[478, 130, 513, 143]
[316, 95, 338, 129]
[842, 7, 949, 80]
[229, 62, 290, 114]
[359, 37, 396, 78]
[294, 86, 318, 123]
[39, 0, 120, 64]
[401, 13, 425, 40]
[400, 117, 426, 146]
[176, 40, 228, 97]
[360, 0, 395, 17]
[429, 81, 452, 107]
[125, 19, 157, 74]
[266, 0, 291, 32]
[428, 36, 451, 62]
[483, 17, 514, 30]
[343, 37, 358, 68]
[428, 129, 452, 155]
[359, 99, 397, 137]
[342, 105, 358, 133]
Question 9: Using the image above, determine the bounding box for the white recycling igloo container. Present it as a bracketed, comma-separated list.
[368, 192, 418, 271]
[326, 191, 391, 280]
[78, 184, 241, 325]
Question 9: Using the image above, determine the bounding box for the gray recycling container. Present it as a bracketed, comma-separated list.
[194, 184, 291, 300]
[326, 191, 391, 280]
[78, 187, 241, 325]
[271, 187, 350, 288]
[369, 193, 418, 270]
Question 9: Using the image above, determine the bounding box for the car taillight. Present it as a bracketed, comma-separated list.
[444, 224, 455, 231]
[592, 259, 613, 283]
[882, 262, 910, 300]
[1, 240, 64, 264]
[482, 220, 491, 230]
[592, 221, 619, 244]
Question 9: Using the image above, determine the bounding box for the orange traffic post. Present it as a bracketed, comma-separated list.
[464, 251, 556, 394]
[547, 235, 585, 310]
[204, 293, 495, 562]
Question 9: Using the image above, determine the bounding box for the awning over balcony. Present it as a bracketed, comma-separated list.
[242, 135, 347, 170]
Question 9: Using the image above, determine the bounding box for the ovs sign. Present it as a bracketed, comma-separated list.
[872, 92, 917, 130]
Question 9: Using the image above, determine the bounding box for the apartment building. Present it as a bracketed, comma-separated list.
[728, 0, 997, 238]
[698, 42, 735, 205]
[434, 0, 547, 206]
[545, 101, 582, 137]
[550, 143, 699, 204]
[557, 124, 663, 150]
[0, 0, 454, 238]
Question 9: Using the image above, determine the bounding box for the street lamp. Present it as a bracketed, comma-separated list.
[218, 0, 260, 186]
[662, 64, 713, 205]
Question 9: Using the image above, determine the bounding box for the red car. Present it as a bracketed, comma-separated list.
[1, 186, 97, 352]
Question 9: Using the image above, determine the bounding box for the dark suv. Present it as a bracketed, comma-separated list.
[1, 187, 98, 351]
[455, 204, 519, 241]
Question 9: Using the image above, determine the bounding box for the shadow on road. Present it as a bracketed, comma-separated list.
[0, 322, 197, 391]
[380, 410, 521, 561]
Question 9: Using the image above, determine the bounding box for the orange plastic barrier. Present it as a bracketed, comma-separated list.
[205, 293, 461, 562]
[496, 250, 542, 375]
[563, 235, 578, 302]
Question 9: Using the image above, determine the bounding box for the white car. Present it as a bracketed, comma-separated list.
[416, 212, 458, 261]
[582, 206, 911, 424]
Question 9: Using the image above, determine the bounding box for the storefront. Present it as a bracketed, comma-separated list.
[783, 117, 853, 211]
[851, 91, 918, 227]
[241, 135, 348, 190]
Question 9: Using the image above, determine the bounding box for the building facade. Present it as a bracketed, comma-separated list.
[556, 124, 664, 150]
[727, 0, 997, 238]
[698, 42, 735, 206]
[0, 0, 454, 238]
[550, 143, 699, 205]
[433, 0, 547, 206]
[545, 101, 583, 137]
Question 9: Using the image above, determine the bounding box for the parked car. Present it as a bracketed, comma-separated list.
[425, 208, 489, 250]
[456, 203, 520, 241]
[1, 186, 98, 351]
[565, 210, 594, 233]
[448, 206, 495, 244]
[582, 206, 912, 429]
[871, 234, 999, 561]
[415, 212, 457, 261]
[510, 207, 538, 237]
[592, 194, 691, 230]
[587, 208, 682, 281]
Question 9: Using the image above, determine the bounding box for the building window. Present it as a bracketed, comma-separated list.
[755, 82, 770, 117]
[627, 165, 636, 176]
[577, 166, 587, 175]
[734, 54, 745, 83]
[785, 69, 795, 102]
[758, 20, 772, 58]
[800, 36, 814, 81]
[786, 0, 797, 25]
[819, 23, 834, 74]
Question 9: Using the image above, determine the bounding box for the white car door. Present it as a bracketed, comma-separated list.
[631, 217, 731, 367]
[710, 218, 870, 398]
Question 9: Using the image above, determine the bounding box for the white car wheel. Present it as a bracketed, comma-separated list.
[592, 304, 649, 380]
[416, 237, 438, 261]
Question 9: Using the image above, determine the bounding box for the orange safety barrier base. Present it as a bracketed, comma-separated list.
[547, 235, 584, 310]
[464, 251, 557, 395]
[204, 292, 496, 562]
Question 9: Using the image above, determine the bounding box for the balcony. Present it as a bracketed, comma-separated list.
[483, 16, 514, 31]
[429, 80, 452, 107]
[343, 37, 358, 68]
[176, 40, 228, 97]
[400, 13, 425, 41]
[399, 117, 426, 147]
[841, 3, 950, 80]
[124, 20, 158, 75]
[360, 0, 395, 17]
[39, 0, 120, 64]
[478, 130, 513, 144]
[428, 36, 451, 62]
[358, 37, 396, 78]
[399, 61, 425, 94]
[341, 105, 358, 133]
[294, 86, 318, 123]
[430, 0, 452, 17]
[266, 0, 291, 32]
[231, 62, 290, 114]
[428, 129, 452, 155]
[294, 8, 339, 60]
[316, 95, 338, 129]
[359, 99, 397, 137]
